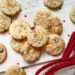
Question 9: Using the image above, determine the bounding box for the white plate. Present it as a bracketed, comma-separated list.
[0, 0, 75, 72]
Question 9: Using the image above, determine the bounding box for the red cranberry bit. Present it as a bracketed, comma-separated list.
[31, 26, 35, 30]
[63, 20, 66, 23]
[68, 34, 70, 37]
[17, 62, 20, 65]
[24, 15, 27, 18]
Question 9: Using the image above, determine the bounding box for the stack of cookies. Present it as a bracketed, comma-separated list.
[33, 9, 65, 56]
[0, 0, 74, 64]
[9, 20, 42, 63]
[0, 0, 66, 64]
[9, 9, 65, 63]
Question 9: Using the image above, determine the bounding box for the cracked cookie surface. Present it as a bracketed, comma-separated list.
[21, 41, 41, 63]
[2, 0, 21, 16]
[44, 34, 65, 56]
[10, 37, 27, 53]
[27, 26, 48, 47]
[9, 20, 30, 40]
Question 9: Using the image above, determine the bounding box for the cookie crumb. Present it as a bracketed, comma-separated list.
[24, 15, 27, 18]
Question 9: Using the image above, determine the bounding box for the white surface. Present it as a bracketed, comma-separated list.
[0, 0, 75, 75]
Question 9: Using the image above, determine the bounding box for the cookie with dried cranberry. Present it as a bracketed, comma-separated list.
[33, 9, 52, 26]
[21, 41, 41, 63]
[48, 16, 63, 35]
[10, 37, 27, 53]
[0, 10, 11, 32]
[1, 0, 21, 16]
[9, 20, 30, 40]
[0, 44, 7, 64]
[44, 0, 63, 9]
[27, 26, 48, 48]
[44, 34, 65, 56]
[70, 5, 75, 23]
[5, 66, 26, 75]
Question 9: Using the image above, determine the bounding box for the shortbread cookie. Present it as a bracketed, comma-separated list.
[44, 0, 63, 9]
[27, 26, 48, 47]
[1, 0, 21, 16]
[70, 6, 75, 23]
[9, 20, 30, 40]
[5, 66, 26, 75]
[0, 44, 7, 64]
[10, 37, 27, 53]
[0, 10, 11, 32]
[44, 34, 65, 56]
[33, 9, 52, 26]
[21, 41, 41, 63]
[48, 16, 63, 35]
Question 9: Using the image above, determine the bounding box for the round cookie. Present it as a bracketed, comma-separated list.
[9, 20, 30, 40]
[21, 41, 41, 63]
[44, 34, 65, 56]
[10, 37, 27, 53]
[0, 10, 11, 32]
[48, 16, 63, 35]
[1, 0, 21, 16]
[44, 0, 63, 9]
[27, 26, 48, 48]
[0, 44, 7, 64]
[70, 6, 75, 23]
[5, 66, 26, 75]
[33, 9, 52, 26]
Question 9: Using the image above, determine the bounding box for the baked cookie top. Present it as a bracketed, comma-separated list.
[48, 16, 63, 35]
[9, 20, 30, 40]
[1, 0, 21, 15]
[27, 26, 48, 47]
[5, 66, 26, 75]
[70, 5, 75, 23]
[44, 34, 65, 56]
[10, 37, 27, 53]
[0, 10, 11, 32]
[21, 41, 41, 63]
[44, 0, 63, 9]
[33, 9, 52, 25]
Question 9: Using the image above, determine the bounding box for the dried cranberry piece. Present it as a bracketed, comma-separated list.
[31, 26, 35, 30]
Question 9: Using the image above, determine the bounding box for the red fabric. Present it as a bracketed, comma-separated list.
[35, 31, 75, 75]
[48, 59, 75, 75]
